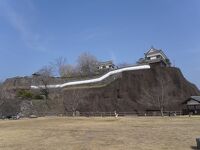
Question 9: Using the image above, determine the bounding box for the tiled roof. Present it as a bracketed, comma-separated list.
[145, 47, 161, 55]
[191, 96, 200, 102]
[145, 47, 169, 61]
[147, 50, 162, 55]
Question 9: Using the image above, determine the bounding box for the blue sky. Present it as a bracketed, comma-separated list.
[0, 0, 200, 88]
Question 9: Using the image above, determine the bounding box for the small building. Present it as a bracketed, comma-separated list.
[97, 60, 115, 70]
[32, 73, 41, 76]
[137, 47, 171, 67]
[182, 96, 200, 115]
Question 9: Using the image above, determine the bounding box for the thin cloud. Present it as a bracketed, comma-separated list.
[79, 28, 110, 41]
[0, 0, 47, 52]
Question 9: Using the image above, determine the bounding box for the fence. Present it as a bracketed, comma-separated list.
[0, 110, 183, 120]
[63, 111, 183, 117]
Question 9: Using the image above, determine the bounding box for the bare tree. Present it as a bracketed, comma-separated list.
[54, 57, 78, 78]
[59, 64, 76, 78]
[54, 53, 99, 77]
[35, 65, 54, 99]
[63, 89, 82, 116]
[77, 52, 98, 76]
[54, 57, 67, 77]
[63, 64, 76, 78]
[141, 77, 171, 116]
[37, 65, 54, 77]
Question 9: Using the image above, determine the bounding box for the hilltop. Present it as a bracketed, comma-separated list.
[0, 66, 199, 117]
[1, 48, 200, 117]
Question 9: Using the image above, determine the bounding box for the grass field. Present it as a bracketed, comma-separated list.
[0, 116, 199, 150]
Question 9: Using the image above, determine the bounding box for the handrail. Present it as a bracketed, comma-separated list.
[31, 65, 150, 89]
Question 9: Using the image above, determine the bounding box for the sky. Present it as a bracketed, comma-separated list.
[0, 0, 200, 88]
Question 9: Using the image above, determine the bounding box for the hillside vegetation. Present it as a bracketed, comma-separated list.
[0, 67, 199, 117]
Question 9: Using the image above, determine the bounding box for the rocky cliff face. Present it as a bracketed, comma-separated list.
[0, 67, 199, 116]
[70, 67, 200, 112]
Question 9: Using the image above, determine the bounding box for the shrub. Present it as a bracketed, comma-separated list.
[17, 90, 33, 99]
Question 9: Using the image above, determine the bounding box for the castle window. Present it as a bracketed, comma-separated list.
[157, 55, 161, 58]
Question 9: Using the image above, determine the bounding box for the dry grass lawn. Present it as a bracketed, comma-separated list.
[0, 116, 200, 150]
